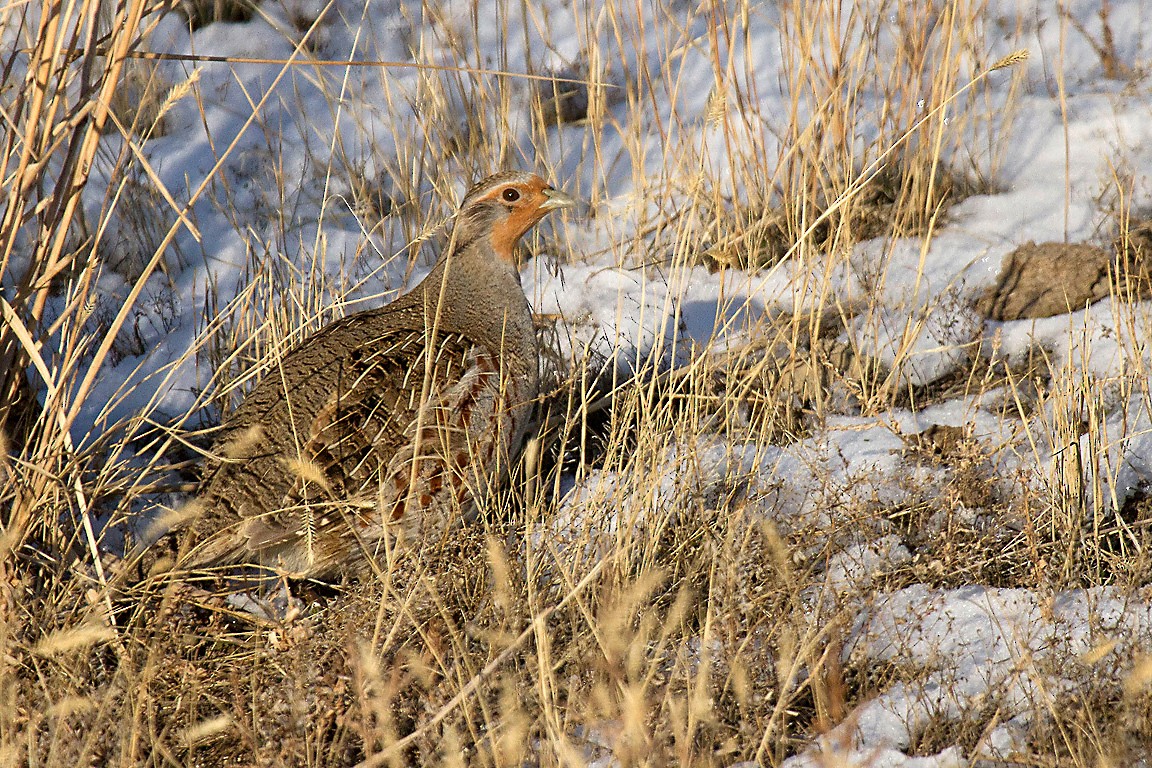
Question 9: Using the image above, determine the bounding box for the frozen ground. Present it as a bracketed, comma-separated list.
[56, 0, 1152, 764]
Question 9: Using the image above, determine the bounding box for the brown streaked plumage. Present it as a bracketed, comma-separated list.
[179, 171, 578, 579]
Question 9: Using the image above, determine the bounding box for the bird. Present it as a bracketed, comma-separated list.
[176, 170, 578, 580]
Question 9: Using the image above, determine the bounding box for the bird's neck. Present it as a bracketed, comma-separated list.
[408, 236, 532, 340]
[430, 232, 522, 292]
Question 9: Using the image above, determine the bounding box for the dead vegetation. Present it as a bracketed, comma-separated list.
[3, 0, 1152, 766]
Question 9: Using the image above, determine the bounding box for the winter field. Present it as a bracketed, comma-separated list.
[3, 0, 1152, 765]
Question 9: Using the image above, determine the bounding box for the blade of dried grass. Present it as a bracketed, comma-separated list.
[357, 552, 611, 767]
[0, 296, 109, 611]
[62, 2, 333, 436]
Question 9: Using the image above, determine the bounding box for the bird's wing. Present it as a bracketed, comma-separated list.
[234, 326, 520, 571]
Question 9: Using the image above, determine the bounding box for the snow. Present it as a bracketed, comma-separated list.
[787, 585, 1152, 767]
[20, 0, 1152, 763]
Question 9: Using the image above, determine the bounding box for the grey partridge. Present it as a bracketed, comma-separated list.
[180, 171, 577, 579]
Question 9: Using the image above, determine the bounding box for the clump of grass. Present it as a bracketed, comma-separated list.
[697, 1, 1025, 270]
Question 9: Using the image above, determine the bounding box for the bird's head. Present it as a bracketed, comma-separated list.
[455, 171, 579, 263]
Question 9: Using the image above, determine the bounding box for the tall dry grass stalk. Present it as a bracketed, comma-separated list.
[0, 0, 165, 615]
[0, 0, 325, 593]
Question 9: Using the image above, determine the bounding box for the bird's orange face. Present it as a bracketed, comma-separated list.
[471, 175, 578, 263]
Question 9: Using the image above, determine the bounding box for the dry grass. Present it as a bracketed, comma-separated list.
[2, 0, 1151, 766]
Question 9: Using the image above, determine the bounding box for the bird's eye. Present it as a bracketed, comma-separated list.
[502, 187, 521, 202]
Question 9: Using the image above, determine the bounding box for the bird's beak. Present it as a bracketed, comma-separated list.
[539, 187, 581, 211]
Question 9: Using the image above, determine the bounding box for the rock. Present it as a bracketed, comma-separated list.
[536, 66, 591, 126]
[976, 241, 1112, 321]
